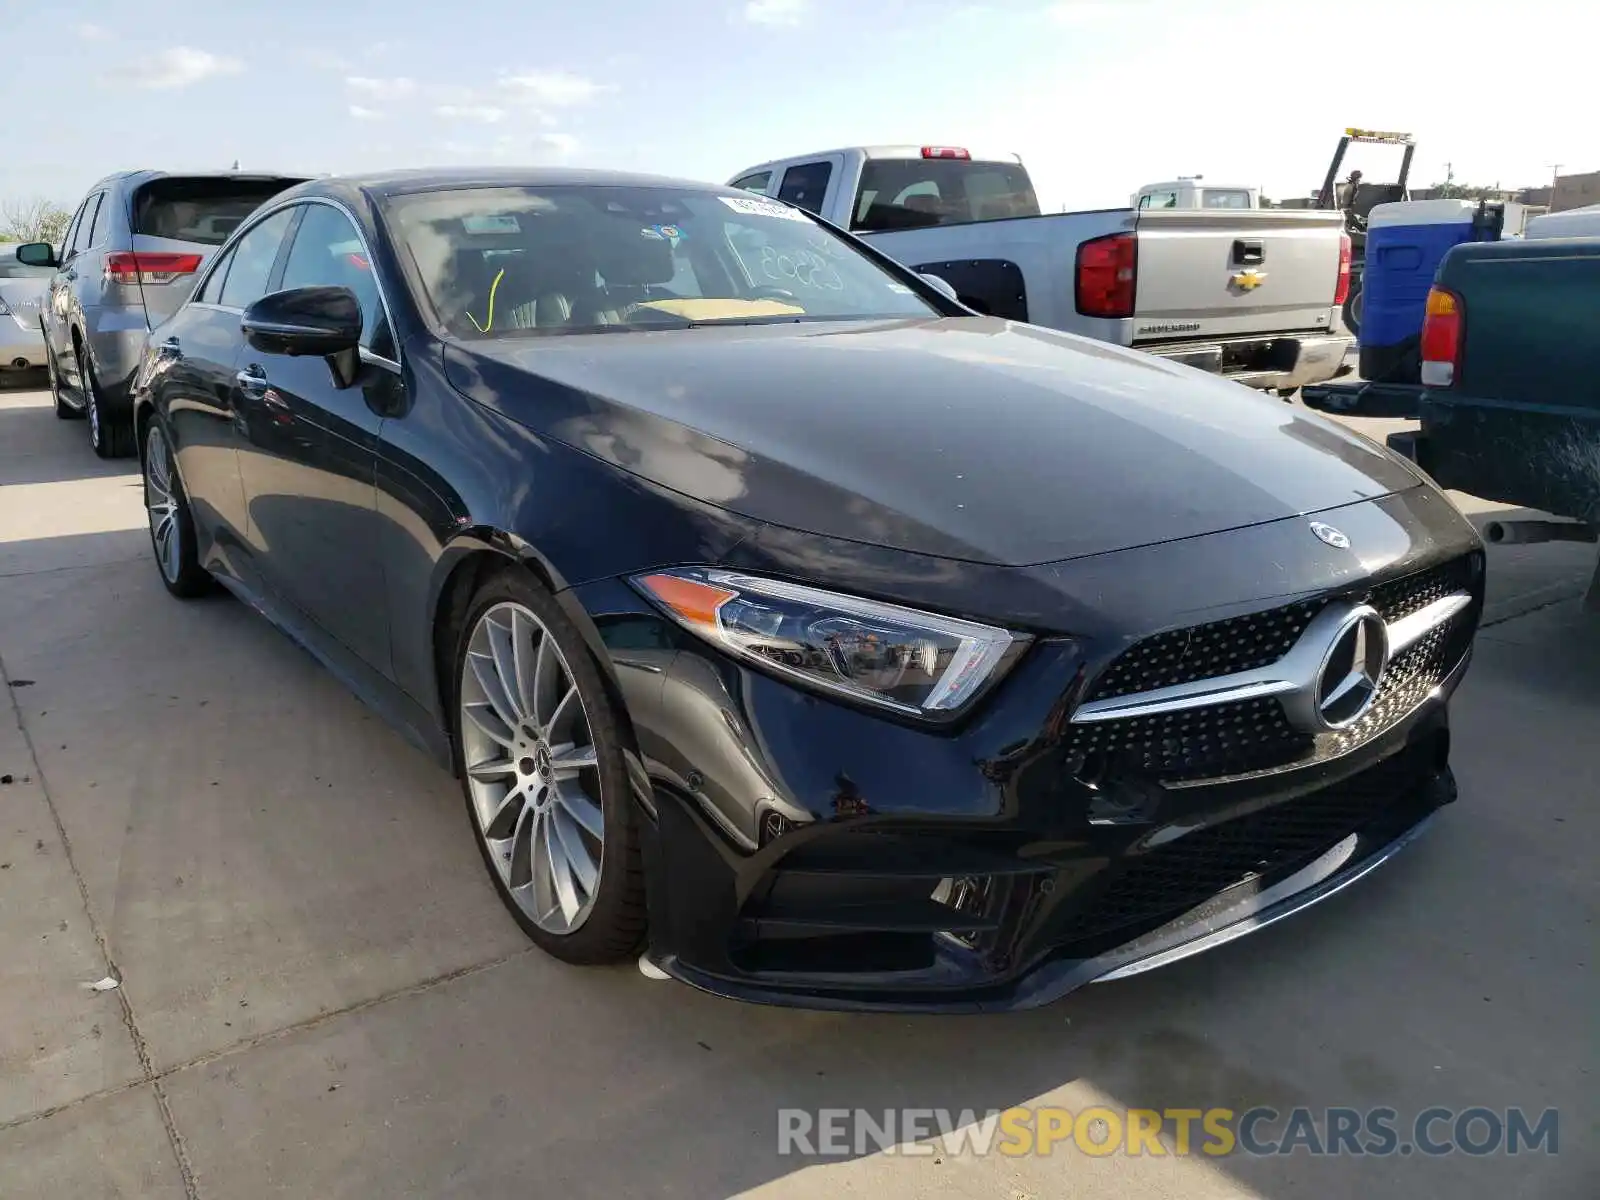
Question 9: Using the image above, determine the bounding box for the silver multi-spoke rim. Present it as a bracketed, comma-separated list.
[144, 428, 181, 583]
[460, 601, 604, 935]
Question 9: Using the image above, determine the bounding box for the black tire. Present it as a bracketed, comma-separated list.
[452, 568, 647, 964]
[44, 329, 80, 420]
[81, 342, 135, 458]
[1341, 285, 1363, 337]
[141, 420, 213, 598]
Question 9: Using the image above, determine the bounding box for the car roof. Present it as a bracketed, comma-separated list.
[83, 169, 315, 194]
[735, 147, 1026, 175]
[280, 167, 752, 204]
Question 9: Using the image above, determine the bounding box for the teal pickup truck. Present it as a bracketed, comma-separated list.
[1303, 235, 1600, 612]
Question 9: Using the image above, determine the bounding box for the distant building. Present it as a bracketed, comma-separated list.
[1550, 170, 1600, 212]
[1408, 186, 1523, 203]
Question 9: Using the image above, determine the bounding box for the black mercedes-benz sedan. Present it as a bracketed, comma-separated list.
[130, 168, 1484, 1012]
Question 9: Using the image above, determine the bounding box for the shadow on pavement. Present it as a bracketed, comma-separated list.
[0, 386, 136, 488]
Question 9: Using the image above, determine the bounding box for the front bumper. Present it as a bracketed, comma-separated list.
[571, 487, 1484, 1012]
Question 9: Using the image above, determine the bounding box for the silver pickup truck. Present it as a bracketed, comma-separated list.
[729, 146, 1354, 394]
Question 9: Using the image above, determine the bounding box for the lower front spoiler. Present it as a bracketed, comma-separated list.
[646, 768, 1453, 1014]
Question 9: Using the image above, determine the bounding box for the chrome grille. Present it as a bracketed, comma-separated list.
[1070, 556, 1479, 784]
[1328, 615, 1461, 758]
[1069, 695, 1310, 782]
[1085, 600, 1324, 701]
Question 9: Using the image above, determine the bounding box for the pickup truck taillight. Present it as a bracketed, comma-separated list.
[1076, 232, 1136, 319]
[105, 252, 203, 286]
[1333, 234, 1352, 306]
[1419, 286, 1463, 387]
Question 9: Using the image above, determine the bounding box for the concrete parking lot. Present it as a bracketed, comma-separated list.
[1, 376, 1595, 1199]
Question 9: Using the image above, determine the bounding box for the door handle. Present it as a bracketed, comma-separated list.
[235, 366, 268, 393]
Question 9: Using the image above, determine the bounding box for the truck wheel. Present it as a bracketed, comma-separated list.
[1342, 286, 1363, 337]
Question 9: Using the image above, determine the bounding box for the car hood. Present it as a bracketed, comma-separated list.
[447, 317, 1420, 566]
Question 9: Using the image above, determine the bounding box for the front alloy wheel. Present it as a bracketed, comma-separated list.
[456, 580, 644, 961]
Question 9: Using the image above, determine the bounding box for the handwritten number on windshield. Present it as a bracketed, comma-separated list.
[758, 245, 843, 291]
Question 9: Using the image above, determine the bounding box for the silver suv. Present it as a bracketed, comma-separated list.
[17, 171, 305, 457]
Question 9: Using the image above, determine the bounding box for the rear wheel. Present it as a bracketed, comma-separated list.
[453, 570, 646, 963]
[142, 420, 212, 598]
[81, 341, 134, 458]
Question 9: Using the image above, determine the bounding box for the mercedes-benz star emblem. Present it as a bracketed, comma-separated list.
[1312, 607, 1390, 729]
[1310, 521, 1351, 549]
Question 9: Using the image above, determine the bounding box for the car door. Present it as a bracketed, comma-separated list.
[153, 210, 294, 577]
[58, 192, 105, 390]
[233, 199, 398, 676]
[44, 195, 92, 362]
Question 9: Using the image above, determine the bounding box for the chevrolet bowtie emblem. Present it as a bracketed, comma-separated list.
[1231, 269, 1267, 291]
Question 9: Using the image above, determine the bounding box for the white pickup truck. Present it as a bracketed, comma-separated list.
[728, 146, 1354, 394]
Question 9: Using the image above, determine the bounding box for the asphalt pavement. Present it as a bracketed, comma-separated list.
[1, 376, 1595, 1199]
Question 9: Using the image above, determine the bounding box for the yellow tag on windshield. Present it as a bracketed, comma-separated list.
[637, 299, 805, 320]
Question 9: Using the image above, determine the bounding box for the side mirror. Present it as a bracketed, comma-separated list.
[15, 241, 58, 268]
[918, 273, 959, 303]
[241, 286, 362, 357]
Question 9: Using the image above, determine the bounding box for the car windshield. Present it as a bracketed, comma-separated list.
[384, 184, 938, 339]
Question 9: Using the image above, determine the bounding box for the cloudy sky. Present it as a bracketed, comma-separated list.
[1, 0, 1588, 213]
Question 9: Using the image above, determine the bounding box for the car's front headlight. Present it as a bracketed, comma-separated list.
[633, 567, 1029, 720]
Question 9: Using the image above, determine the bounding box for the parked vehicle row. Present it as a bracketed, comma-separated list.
[15, 170, 306, 455]
[726, 145, 1355, 395]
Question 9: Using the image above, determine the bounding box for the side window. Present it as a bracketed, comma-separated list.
[59, 201, 87, 258]
[66, 196, 98, 257]
[196, 245, 235, 304]
[776, 161, 833, 215]
[730, 171, 772, 195]
[86, 192, 111, 248]
[218, 208, 295, 309]
[277, 203, 392, 358]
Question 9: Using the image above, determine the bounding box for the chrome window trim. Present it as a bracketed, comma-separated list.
[188, 194, 400, 364]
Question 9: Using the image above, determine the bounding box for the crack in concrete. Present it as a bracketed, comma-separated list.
[0, 553, 150, 581]
[1, 651, 201, 1200]
[0, 945, 535, 1136]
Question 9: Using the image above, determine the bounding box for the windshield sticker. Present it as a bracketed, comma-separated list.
[641, 223, 682, 242]
[719, 195, 810, 222]
[462, 214, 522, 235]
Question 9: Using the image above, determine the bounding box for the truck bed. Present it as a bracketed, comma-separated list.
[860, 206, 1345, 352]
